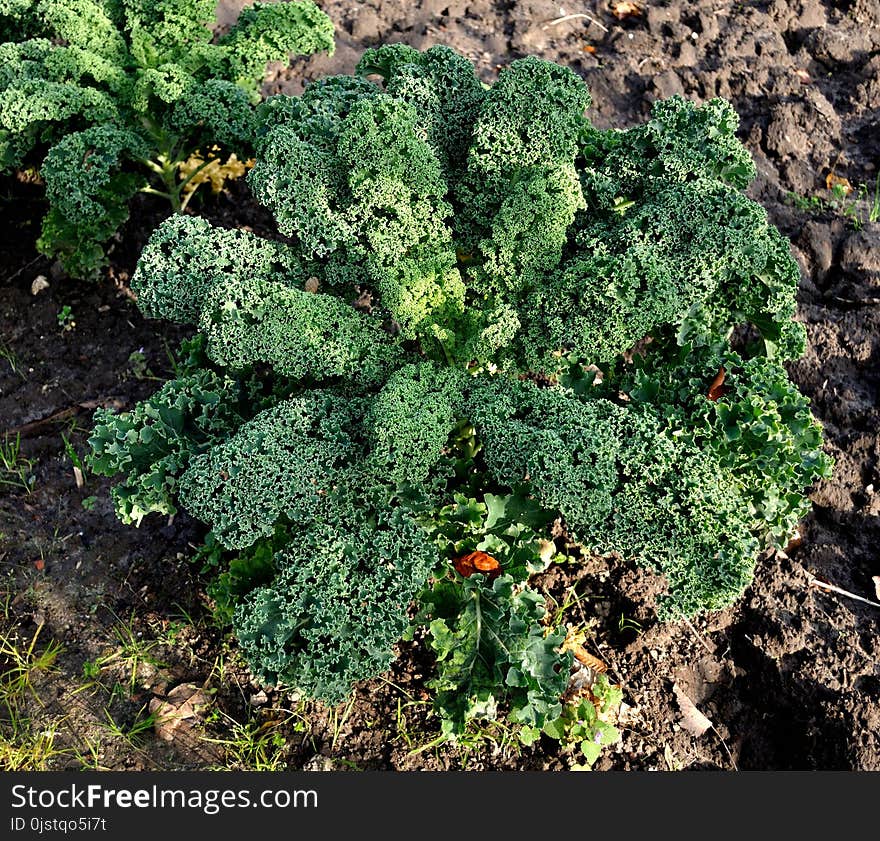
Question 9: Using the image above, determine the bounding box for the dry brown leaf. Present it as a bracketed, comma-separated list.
[304, 277, 320, 293]
[149, 683, 211, 742]
[872, 576, 880, 601]
[562, 628, 613, 704]
[16, 168, 43, 186]
[784, 529, 803, 554]
[31, 276, 49, 296]
[672, 681, 713, 737]
[570, 645, 608, 673]
[707, 366, 731, 402]
[794, 69, 811, 84]
[826, 172, 853, 195]
[611, 1, 642, 19]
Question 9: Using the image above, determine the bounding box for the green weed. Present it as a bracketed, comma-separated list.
[0, 435, 36, 495]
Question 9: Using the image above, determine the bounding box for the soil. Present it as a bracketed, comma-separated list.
[1, 0, 878, 772]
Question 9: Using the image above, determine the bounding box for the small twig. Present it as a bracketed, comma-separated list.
[806, 573, 880, 609]
[1, 255, 45, 285]
[542, 13, 610, 33]
[4, 398, 124, 439]
[711, 724, 739, 772]
[830, 296, 880, 307]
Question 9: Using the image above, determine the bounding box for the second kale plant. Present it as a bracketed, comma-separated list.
[0, 0, 334, 278]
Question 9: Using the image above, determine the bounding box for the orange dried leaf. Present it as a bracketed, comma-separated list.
[453, 551, 502, 581]
[583, 44, 597, 54]
[784, 529, 803, 554]
[34, 559, 45, 571]
[452, 554, 474, 577]
[611, 1, 642, 19]
[825, 172, 853, 195]
[571, 645, 608, 673]
[707, 366, 731, 402]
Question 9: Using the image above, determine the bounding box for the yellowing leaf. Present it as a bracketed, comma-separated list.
[825, 172, 853, 195]
[178, 152, 255, 200]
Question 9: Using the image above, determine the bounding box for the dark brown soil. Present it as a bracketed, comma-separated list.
[1, 0, 878, 772]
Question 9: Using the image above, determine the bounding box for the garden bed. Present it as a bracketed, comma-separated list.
[1, 0, 878, 770]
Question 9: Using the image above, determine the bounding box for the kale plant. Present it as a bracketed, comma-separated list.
[0, 0, 334, 278]
[89, 47, 831, 734]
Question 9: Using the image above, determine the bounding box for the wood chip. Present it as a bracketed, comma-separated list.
[73, 466, 84, 488]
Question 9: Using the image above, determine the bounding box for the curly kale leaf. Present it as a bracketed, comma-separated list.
[611, 414, 760, 618]
[199, 274, 402, 384]
[626, 343, 833, 546]
[456, 57, 590, 299]
[234, 510, 436, 704]
[466, 376, 791, 616]
[212, 0, 335, 95]
[366, 362, 467, 484]
[88, 368, 248, 525]
[0, 0, 38, 40]
[164, 78, 257, 150]
[0, 39, 121, 167]
[519, 178, 796, 372]
[131, 214, 307, 324]
[36, 0, 128, 62]
[250, 94, 465, 344]
[579, 95, 757, 206]
[356, 43, 485, 178]
[37, 124, 148, 279]
[179, 394, 370, 550]
[467, 377, 622, 545]
[122, 0, 217, 69]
